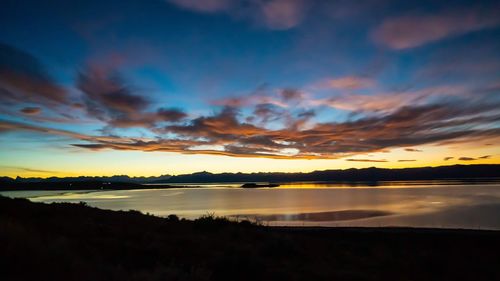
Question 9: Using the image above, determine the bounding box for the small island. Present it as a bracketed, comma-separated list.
[241, 183, 280, 188]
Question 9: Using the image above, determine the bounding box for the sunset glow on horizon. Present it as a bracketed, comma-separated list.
[1, 0, 499, 178]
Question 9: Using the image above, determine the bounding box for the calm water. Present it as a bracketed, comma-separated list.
[2, 181, 500, 230]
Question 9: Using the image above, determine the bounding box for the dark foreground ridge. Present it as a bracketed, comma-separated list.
[1, 196, 499, 281]
[1, 164, 500, 191]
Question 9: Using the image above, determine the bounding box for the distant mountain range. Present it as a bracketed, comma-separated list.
[151, 164, 500, 183]
[1, 165, 499, 189]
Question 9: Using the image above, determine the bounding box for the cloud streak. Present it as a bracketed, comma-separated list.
[345, 159, 388, 163]
[0, 43, 68, 106]
[80, 102, 500, 158]
[168, 0, 232, 12]
[316, 76, 376, 90]
[0, 165, 61, 174]
[4, 93, 498, 160]
[458, 155, 492, 161]
[2, 47, 499, 162]
[20, 107, 42, 115]
[372, 7, 500, 49]
[167, 0, 308, 30]
[310, 84, 477, 113]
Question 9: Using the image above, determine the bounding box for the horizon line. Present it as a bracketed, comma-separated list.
[3, 163, 500, 179]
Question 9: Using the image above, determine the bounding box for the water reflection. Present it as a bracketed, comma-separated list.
[2, 181, 500, 230]
[35, 192, 130, 200]
[236, 210, 394, 222]
[161, 179, 500, 189]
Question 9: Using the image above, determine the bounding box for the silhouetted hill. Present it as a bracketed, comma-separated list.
[6, 174, 172, 183]
[0, 181, 148, 191]
[156, 164, 500, 183]
[1, 195, 499, 281]
[1, 165, 499, 190]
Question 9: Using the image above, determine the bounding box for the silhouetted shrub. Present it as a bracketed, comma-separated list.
[167, 214, 179, 222]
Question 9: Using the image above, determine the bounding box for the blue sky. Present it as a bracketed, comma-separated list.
[1, 0, 499, 176]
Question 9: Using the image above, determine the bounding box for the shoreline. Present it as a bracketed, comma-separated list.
[2, 195, 499, 234]
[2, 177, 500, 192]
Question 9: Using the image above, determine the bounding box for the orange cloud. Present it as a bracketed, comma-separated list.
[2, 92, 499, 160]
[316, 76, 376, 90]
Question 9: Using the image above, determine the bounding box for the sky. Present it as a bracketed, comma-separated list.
[1, 0, 499, 177]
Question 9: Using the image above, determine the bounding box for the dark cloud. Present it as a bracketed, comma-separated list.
[0, 119, 104, 141]
[345, 159, 388, 162]
[288, 109, 316, 131]
[398, 159, 416, 162]
[458, 157, 477, 161]
[77, 67, 149, 118]
[297, 110, 315, 119]
[253, 103, 285, 124]
[280, 88, 303, 102]
[77, 67, 186, 128]
[20, 107, 41, 115]
[0, 42, 67, 105]
[444, 157, 454, 161]
[0, 165, 61, 174]
[106, 108, 188, 128]
[166, 107, 265, 141]
[168, 0, 232, 13]
[405, 148, 422, 152]
[458, 155, 492, 161]
[157, 108, 188, 122]
[71, 144, 111, 150]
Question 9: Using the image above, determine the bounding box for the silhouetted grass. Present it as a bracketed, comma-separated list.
[1, 195, 499, 281]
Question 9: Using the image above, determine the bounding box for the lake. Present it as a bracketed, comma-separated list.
[2, 181, 500, 229]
